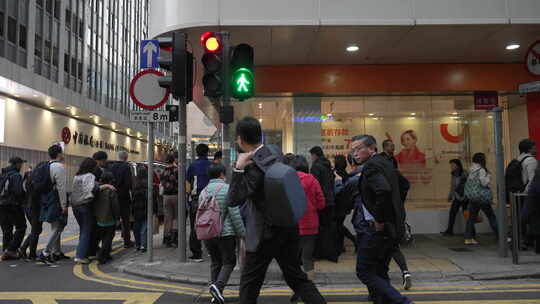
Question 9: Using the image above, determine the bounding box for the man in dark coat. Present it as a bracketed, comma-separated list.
[226, 117, 326, 304]
[108, 150, 133, 248]
[351, 135, 413, 304]
[523, 167, 540, 254]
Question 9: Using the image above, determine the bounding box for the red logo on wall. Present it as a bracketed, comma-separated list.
[61, 127, 71, 144]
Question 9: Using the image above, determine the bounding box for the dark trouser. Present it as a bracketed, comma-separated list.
[133, 219, 148, 249]
[189, 202, 202, 257]
[119, 201, 132, 245]
[239, 227, 326, 304]
[87, 215, 99, 257]
[300, 234, 317, 272]
[356, 230, 411, 304]
[204, 236, 237, 292]
[73, 204, 93, 259]
[392, 248, 409, 273]
[465, 201, 498, 239]
[0, 205, 27, 252]
[96, 225, 115, 263]
[21, 201, 43, 258]
[336, 215, 356, 252]
[446, 199, 467, 233]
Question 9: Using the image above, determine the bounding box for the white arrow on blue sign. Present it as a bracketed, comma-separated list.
[140, 40, 159, 69]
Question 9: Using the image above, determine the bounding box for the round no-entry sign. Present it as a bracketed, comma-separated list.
[526, 40, 540, 77]
[129, 69, 170, 110]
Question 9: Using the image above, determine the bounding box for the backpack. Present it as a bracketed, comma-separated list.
[195, 184, 225, 240]
[31, 161, 55, 194]
[0, 171, 16, 206]
[253, 145, 306, 227]
[465, 168, 493, 203]
[505, 156, 532, 193]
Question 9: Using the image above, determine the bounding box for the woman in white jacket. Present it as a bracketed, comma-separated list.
[464, 153, 499, 245]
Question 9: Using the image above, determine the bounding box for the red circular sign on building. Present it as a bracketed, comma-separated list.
[129, 69, 171, 110]
[525, 40, 540, 78]
[61, 127, 71, 144]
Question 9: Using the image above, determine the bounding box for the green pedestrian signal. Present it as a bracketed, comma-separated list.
[231, 68, 254, 100]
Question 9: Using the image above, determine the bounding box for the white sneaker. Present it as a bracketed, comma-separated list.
[403, 271, 412, 290]
[209, 284, 224, 304]
[74, 258, 90, 265]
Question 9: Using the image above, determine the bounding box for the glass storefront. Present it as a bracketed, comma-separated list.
[233, 95, 500, 210]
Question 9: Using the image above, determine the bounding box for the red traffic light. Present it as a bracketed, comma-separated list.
[201, 32, 221, 53]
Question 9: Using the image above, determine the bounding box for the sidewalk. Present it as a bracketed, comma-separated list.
[111, 233, 540, 287]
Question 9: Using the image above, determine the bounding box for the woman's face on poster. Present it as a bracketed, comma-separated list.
[402, 133, 416, 149]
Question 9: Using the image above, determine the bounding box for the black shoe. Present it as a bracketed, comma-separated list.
[441, 230, 454, 236]
[124, 242, 134, 249]
[290, 292, 300, 303]
[53, 253, 71, 261]
[209, 284, 225, 304]
[38, 252, 55, 264]
[18, 249, 27, 260]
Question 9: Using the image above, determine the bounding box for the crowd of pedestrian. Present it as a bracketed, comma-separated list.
[1, 118, 540, 304]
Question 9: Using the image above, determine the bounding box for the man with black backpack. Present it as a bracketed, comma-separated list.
[108, 150, 133, 248]
[226, 117, 326, 304]
[37, 144, 69, 263]
[0, 157, 27, 260]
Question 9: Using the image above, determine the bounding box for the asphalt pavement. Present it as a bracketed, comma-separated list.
[2, 214, 540, 303]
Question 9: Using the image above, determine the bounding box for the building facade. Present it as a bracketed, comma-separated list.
[0, 0, 169, 186]
[149, 0, 540, 233]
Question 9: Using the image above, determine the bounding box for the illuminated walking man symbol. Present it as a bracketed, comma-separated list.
[236, 73, 250, 92]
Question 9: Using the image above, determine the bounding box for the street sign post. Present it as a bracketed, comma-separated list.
[140, 40, 159, 69]
[129, 68, 171, 263]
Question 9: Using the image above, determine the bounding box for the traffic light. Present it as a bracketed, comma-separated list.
[166, 105, 178, 122]
[158, 32, 191, 101]
[201, 32, 223, 98]
[230, 44, 254, 101]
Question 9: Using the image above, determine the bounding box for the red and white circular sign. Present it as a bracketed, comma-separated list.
[526, 40, 540, 77]
[129, 69, 170, 110]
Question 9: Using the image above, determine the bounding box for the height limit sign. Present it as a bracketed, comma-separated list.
[130, 111, 170, 122]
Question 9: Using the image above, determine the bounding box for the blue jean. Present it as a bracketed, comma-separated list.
[73, 204, 93, 259]
[356, 230, 411, 304]
[133, 219, 148, 249]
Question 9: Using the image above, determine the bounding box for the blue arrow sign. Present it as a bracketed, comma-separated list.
[140, 40, 159, 69]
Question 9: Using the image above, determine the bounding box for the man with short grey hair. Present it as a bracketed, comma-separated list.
[351, 135, 414, 304]
[109, 150, 133, 248]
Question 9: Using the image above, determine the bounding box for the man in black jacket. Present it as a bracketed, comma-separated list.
[351, 135, 413, 304]
[226, 117, 326, 304]
[109, 151, 133, 248]
[0, 157, 27, 260]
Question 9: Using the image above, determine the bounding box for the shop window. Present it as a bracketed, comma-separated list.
[7, 16, 16, 44]
[63, 53, 69, 72]
[18, 24, 26, 49]
[34, 35, 42, 57]
[65, 9, 70, 29]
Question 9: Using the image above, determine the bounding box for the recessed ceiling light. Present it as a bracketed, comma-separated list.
[369, 113, 375, 116]
[89, 115, 94, 118]
[66, 107, 71, 110]
[258, 118, 263, 123]
[258, 103, 262, 109]
[33, 94, 38, 97]
[410, 113, 416, 116]
[408, 117, 416, 120]
[346, 45, 359, 52]
[49, 106, 55, 109]
[452, 112, 458, 115]
[74, 115, 80, 118]
[506, 43, 520, 50]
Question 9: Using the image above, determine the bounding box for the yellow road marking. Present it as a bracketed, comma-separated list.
[327, 301, 540, 304]
[0, 292, 162, 304]
[36, 234, 80, 251]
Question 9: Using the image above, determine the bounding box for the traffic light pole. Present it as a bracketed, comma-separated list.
[177, 99, 187, 263]
[221, 32, 232, 178]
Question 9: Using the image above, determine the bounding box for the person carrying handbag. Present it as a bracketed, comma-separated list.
[463, 153, 499, 245]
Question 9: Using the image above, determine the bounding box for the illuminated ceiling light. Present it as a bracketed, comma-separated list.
[452, 112, 458, 115]
[74, 115, 80, 118]
[258, 118, 263, 123]
[258, 103, 262, 109]
[408, 117, 416, 120]
[373, 117, 379, 120]
[505, 43, 520, 50]
[488, 115, 493, 119]
[33, 94, 38, 97]
[368, 113, 374, 116]
[410, 113, 416, 116]
[346, 45, 359, 52]
[49, 106, 55, 109]
[89, 115, 94, 118]
[327, 113, 333, 117]
[66, 106, 71, 110]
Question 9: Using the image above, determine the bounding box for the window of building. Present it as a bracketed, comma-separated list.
[18, 24, 26, 49]
[71, 57, 76, 77]
[7, 16, 16, 44]
[79, 19, 83, 39]
[52, 45, 58, 66]
[45, 0, 52, 15]
[63, 53, 69, 72]
[77, 61, 82, 80]
[65, 9, 71, 29]
[34, 35, 42, 57]
[35, 8, 43, 34]
[43, 40, 50, 62]
[0, 12, 4, 38]
[72, 15, 78, 34]
[53, 0, 60, 19]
